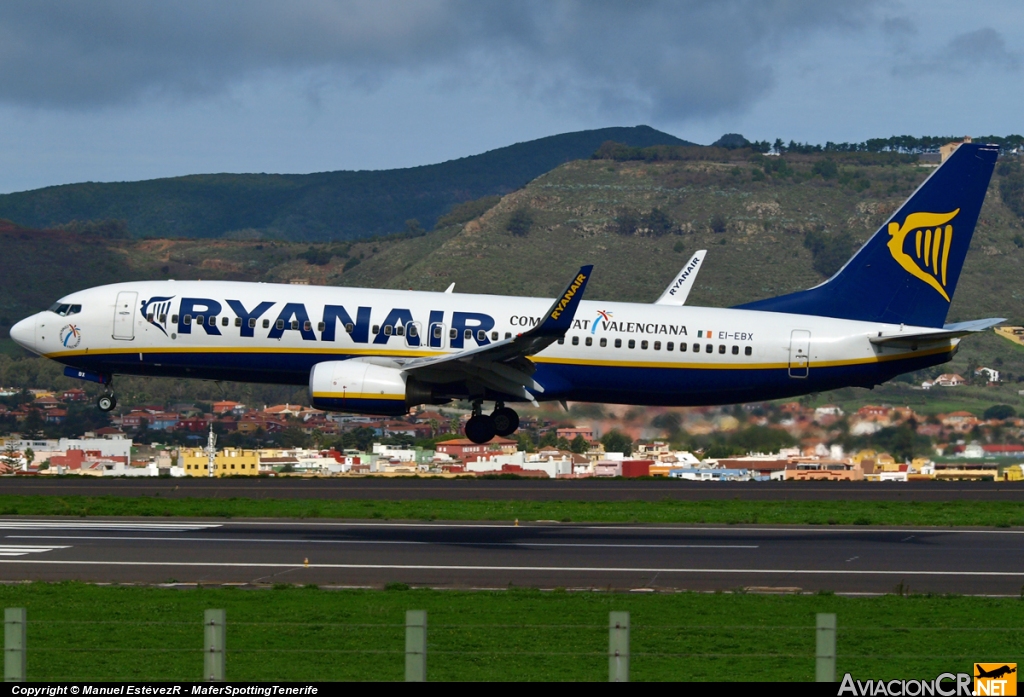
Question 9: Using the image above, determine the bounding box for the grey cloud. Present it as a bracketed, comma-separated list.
[0, 0, 882, 120]
[892, 27, 1020, 76]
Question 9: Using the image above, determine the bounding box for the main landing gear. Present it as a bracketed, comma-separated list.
[96, 381, 117, 412]
[464, 400, 520, 444]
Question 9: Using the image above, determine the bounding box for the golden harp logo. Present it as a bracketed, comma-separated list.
[886, 209, 960, 302]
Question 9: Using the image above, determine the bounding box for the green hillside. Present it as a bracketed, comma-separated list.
[0, 126, 691, 242]
[4, 144, 1024, 410]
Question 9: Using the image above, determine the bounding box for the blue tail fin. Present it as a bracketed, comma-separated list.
[736, 142, 999, 327]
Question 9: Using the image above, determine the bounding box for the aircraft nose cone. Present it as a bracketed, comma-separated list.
[9, 315, 35, 350]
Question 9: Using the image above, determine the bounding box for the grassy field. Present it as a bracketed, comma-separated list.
[0, 582, 1020, 681]
[4, 494, 1024, 527]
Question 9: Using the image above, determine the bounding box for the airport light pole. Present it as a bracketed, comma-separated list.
[205, 424, 217, 478]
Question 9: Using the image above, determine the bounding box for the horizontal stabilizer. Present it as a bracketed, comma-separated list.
[869, 317, 1005, 348]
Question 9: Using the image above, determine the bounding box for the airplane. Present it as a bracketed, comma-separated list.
[9, 142, 1002, 444]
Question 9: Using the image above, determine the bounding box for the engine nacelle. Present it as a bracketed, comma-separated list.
[308, 359, 430, 415]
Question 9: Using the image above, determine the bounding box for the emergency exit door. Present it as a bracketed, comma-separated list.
[113, 291, 138, 340]
[788, 329, 810, 378]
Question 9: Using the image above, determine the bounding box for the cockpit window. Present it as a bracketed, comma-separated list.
[47, 303, 82, 317]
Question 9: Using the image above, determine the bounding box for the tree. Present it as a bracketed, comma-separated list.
[601, 430, 633, 455]
[983, 404, 1016, 421]
[539, 430, 559, 448]
[506, 208, 534, 237]
[642, 208, 674, 236]
[1, 442, 21, 470]
[569, 435, 589, 454]
[709, 213, 728, 233]
[23, 447, 34, 467]
[614, 208, 639, 236]
[404, 219, 425, 236]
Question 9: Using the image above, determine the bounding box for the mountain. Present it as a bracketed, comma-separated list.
[0, 126, 693, 242]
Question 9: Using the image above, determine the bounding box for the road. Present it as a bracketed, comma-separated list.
[1, 517, 1021, 594]
[4, 477, 1024, 501]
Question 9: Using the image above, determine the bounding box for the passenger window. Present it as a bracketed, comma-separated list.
[183, 315, 192, 325]
[745, 346, 752, 356]
[491, 331, 498, 341]
[449, 329, 457, 339]
[557, 337, 564, 345]
[693, 343, 699, 352]
[600, 338, 607, 347]
[667, 342, 674, 351]
[477, 330, 486, 341]
[628, 339, 635, 349]
[147, 313, 154, 322]
[222, 317, 229, 327]
[160, 314, 167, 324]
[462, 329, 471, 340]
[615, 339, 622, 348]
[408, 325, 418, 338]
[317, 321, 325, 332]
[248, 318, 256, 328]
[172, 315, 179, 324]
[572, 336, 579, 346]
[291, 320, 299, 330]
[732, 345, 739, 355]
[276, 319, 285, 330]
[705, 344, 713, 353]
[640, 340, 648, 350]
[434, 326, 443, 339]
[208, 316, 216, 325]
[303, 321, 312, 332]
[585, 337, 592, 346]
[654, 341, 661, 350]
[262, 319, 270, 328]
[384, 325, 393, 336]
[345, 323, 354, 333]
[372, 325, 380, 335]
[505, 332, 511, 339]
[235, 317, 242, 327]
[719, 345, 726, 354]
[196, 315, 205, 326]
[396, 325, 404, 336]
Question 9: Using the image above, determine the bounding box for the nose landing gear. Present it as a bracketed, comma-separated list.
[464, 400, 520, 444]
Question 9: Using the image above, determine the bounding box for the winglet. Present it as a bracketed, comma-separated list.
[532, 265, 594, 336]
[655, 250, 706, 305]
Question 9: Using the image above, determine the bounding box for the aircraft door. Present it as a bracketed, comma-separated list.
[113, 291, 138, 340]
[788, 330, 810, 378]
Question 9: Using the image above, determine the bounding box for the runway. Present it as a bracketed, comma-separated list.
[4, 477, 1024, 501]
[1, 517, 1021, 594]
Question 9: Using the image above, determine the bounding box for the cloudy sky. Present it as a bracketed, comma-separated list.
[0, 0, 1021, 193]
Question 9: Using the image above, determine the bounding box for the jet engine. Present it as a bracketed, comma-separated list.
[308, 359, 432, 415]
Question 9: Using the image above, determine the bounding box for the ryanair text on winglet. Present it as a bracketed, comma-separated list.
[550, 273, 588, 321]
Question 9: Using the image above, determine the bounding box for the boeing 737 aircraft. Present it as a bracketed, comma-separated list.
[9, 142, 1002, 443]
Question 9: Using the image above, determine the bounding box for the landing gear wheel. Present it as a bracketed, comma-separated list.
[97, 393, 117, 412]
[465, 414, 496, 444]
[491, 407, 520, 437]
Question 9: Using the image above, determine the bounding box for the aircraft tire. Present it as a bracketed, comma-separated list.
[491, 407, 519, 437]
[97, 394, 116, 412]
[465, 414, 496, 444]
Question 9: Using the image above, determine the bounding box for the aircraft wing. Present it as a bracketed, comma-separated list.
[654, 250, 705, 305]
[869, 317, 1005, 348]
[399, 265, 593, 402]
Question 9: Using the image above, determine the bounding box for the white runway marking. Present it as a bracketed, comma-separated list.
[0, 559, 1020, 576]
[0, 521, 221, 532]
[5, 535, 758, 550]
[0, 545, 69, 557]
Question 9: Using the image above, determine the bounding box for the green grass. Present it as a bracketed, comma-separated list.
[4, 494, 1024, 526]
[1, 583, 1021, 681]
